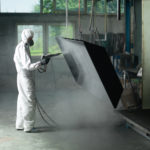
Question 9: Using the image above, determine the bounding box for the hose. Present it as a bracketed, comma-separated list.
[78, 0, 83, 39]
[89, 0, 96, 32]
[36, 99, 57, 127]
[35, 62, 57, 127]
[66, 0, 68, 28]
[36, 101, 53, 127]
[38, 65, 47, 73]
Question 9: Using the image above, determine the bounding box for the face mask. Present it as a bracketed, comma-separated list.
[28, 39, 34, 46]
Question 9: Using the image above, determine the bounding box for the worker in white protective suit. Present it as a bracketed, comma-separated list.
[13, 29, 42, 133]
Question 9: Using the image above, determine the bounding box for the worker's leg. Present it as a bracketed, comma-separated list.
[19, 75, 37, 132]
[16, 94, 24, 129]
[16, 74, 24, 130]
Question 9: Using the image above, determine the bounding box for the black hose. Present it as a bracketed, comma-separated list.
[36, 99, 57, 126]
[36, 102, 52, 127]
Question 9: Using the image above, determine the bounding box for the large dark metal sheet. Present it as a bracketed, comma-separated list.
[56, 37, 123, 108]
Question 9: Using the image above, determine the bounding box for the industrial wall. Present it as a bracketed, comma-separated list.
[0, 13, 125, 92]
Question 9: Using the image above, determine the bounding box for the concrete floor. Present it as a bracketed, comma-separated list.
[0, 88, 150, 150]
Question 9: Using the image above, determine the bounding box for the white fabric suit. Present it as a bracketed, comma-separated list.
[14, 29, 41, 132]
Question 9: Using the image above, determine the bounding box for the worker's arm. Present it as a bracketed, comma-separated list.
[21, 46, 41, 71]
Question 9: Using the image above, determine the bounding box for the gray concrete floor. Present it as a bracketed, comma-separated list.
[0, 88, 150, 150]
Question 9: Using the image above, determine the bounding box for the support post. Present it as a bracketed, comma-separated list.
[125, 0, 131, 53]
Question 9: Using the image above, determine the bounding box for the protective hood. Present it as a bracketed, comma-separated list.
[21, 29, 34, 43]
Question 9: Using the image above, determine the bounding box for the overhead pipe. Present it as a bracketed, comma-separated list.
[66, 0, 68, 28]
[125, 0, 131, 53]
[40, 0, 43, 13]
[117, 0, 121, 20]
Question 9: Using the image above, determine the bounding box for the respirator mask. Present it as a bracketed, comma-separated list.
[28, 39, 34, 46]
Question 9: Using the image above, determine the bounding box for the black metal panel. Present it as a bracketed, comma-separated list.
[56, 37, 123, 108]
[84, 41, 123, 108]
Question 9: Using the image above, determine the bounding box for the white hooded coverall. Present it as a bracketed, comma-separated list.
[13, 29, 41, 132]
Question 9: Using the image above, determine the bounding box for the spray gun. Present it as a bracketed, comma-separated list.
[38, 53, 62, 73]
